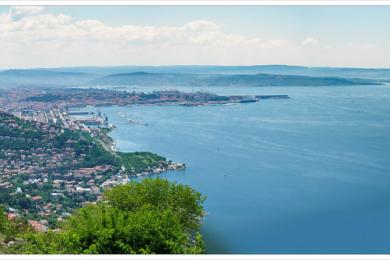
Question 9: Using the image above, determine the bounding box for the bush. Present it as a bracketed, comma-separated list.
[9, 178, 206, 254]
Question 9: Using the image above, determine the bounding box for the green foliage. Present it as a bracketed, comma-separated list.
[83, 143, 118, 168]
[25, 94, 69, 103]
[0, 112, 177, 231]
[117, 152, 166, 173]
[0, 113, 44, 150]
[1, 112, 204, 254]
[104, 178, 206, 230]
[8, 179, 206, 254]
[17, 205, 200, 254]
[0, 207, 11, 241]
[0, 207, 29, 253]
[7, 229, 60, 254]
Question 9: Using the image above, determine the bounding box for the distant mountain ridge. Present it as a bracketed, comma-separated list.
[0, 69, 96, 88]
[42, 65, 390, 79]
[0, 69, 92, 77]
[0, 65, 388, 88]
[91, 72, 379, 87]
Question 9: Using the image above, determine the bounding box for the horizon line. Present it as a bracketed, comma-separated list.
[1, 64, 390, 71]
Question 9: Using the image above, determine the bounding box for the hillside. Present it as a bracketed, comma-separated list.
[0, 66, 386, 88]
[0, 112, 175, 227]
[0, 69, 95, 88]
[44, 65, 390, 79]
[91, 72, 379, 87]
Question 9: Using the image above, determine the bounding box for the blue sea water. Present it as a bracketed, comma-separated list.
[97, 85, 390, 253]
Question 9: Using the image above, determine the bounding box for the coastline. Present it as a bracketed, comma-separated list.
[92, 122, 186, 181]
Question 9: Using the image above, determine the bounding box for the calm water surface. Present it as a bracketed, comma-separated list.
[97, 85, 390, 253]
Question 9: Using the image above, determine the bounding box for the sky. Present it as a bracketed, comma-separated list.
[0, 5, 389, 69]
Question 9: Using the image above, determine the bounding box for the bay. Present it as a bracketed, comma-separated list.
[96, 84, 390, 253]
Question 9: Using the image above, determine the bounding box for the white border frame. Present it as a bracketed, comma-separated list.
[2, 254, 390, 259]
[1, 0, 390, 259]
[3, 256, 390, 259]
[0, 1, 389, 5]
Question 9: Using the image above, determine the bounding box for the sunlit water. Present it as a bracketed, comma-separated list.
[94, 85, 390, 253]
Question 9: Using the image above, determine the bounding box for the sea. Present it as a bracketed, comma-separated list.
[92, 84, 390, 253]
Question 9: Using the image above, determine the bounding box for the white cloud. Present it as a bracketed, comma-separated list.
[347, 42, 377, 50]
[8, 6, 44, 20]
[0, 7, 387, 68]
[363, 44, 376, 49]
[302, 37, 320, 45]
[322, 45, 333, 50]
[0, 9, 282, 49]
[0, 7, 287, 67]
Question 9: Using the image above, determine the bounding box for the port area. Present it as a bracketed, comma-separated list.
[179, 94, 290, 106]
[117, 112, 148, 126]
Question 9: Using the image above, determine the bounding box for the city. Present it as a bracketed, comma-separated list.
[0, 105, 185, 233]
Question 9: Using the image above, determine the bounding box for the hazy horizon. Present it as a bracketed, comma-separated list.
[2, 64, 390, 71]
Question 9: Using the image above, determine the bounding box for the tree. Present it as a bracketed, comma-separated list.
[10, 178, 206, 254]
[0, 207, 12, 245]
[104, 178, 206, 230]
[0, 206, 29, 253]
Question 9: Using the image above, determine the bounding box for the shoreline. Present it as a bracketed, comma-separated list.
[1, 88, 290, 113]
[91, 121, 186, 183]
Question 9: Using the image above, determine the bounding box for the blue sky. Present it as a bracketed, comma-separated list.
[0, 5, 389, 68]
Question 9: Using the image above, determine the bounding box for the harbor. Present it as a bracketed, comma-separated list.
[117, 111, 148, 126]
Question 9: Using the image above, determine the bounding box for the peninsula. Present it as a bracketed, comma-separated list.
[0, 88, 289, 112]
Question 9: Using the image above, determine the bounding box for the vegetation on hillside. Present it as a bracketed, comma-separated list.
[117, 152, 167, 173]
[1, 179, 206, 254]
[0, 112, 180, 224]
